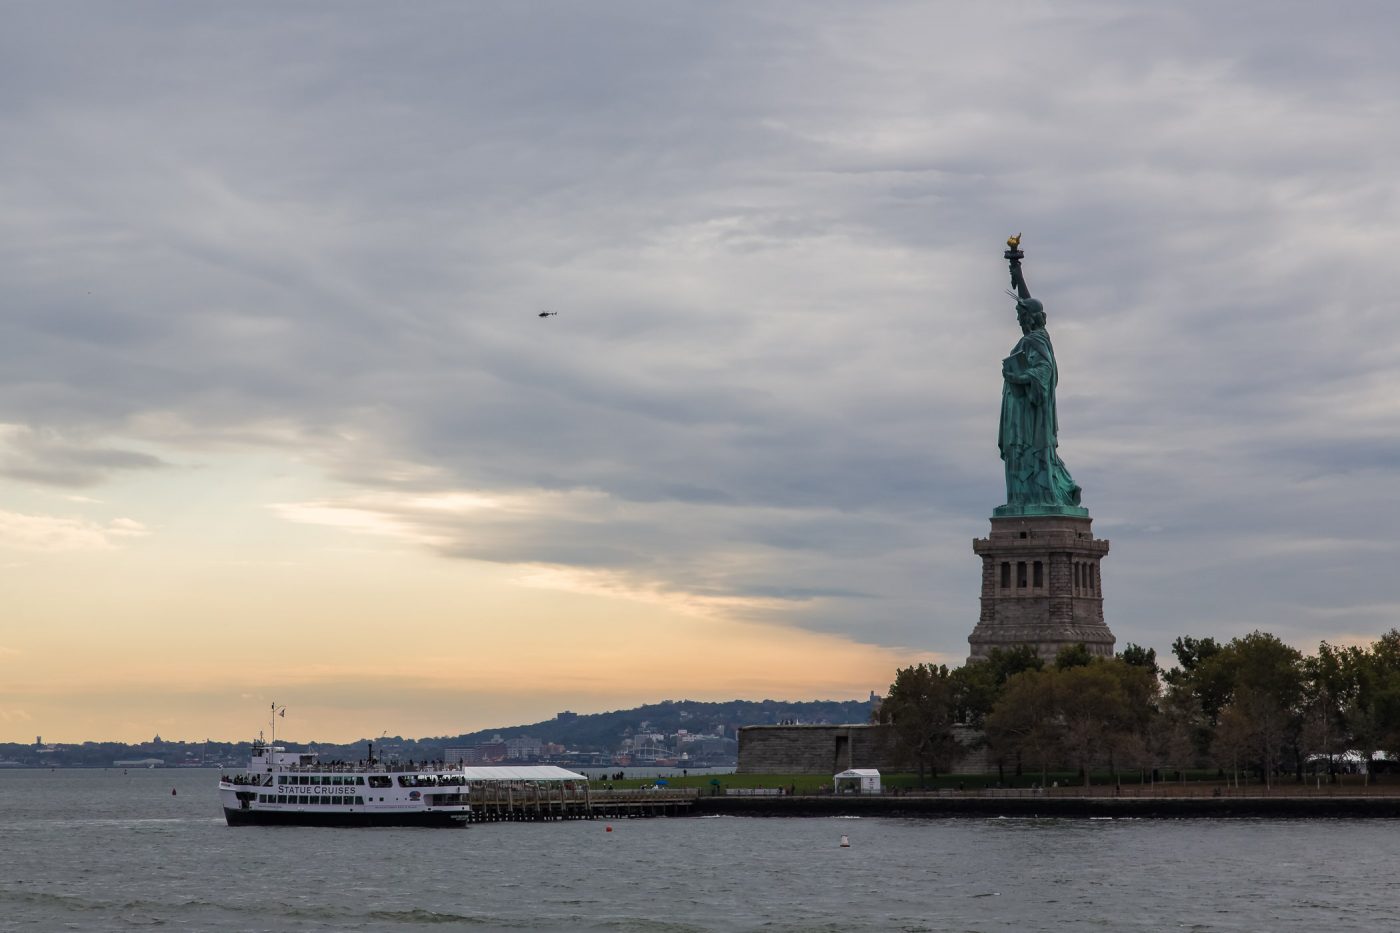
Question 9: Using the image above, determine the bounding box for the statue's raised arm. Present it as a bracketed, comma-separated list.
[1004, 233, 1030, 300]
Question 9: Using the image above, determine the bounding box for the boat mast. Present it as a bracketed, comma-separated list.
[269, 702, 286, 749]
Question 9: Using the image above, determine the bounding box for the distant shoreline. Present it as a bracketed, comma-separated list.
[691, 795, 1400, 819]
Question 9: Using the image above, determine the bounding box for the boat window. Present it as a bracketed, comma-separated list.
[355, 776, 365, 785]
[368, 775, 391, 788]
[355, 796, 364, 805]
[277, 776, 286, 785]
[398, 774, 439, 788]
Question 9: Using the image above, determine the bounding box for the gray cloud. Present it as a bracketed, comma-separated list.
[3, 1, 1400, 659]
[0, 428, 168, 488]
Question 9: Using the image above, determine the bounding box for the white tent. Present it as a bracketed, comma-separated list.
[833, 769, 881, 794]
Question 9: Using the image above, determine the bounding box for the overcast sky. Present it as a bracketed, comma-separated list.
[3, 1, 1398, 742]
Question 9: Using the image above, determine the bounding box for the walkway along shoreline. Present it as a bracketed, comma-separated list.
[688, 794, 1400, 819]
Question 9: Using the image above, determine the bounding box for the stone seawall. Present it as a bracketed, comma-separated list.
[692, 795, 1400, 819]
[737, 724, 991, 775]
[736, 725, 905, 774]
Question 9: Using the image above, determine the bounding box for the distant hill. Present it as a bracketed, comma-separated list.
[440, 697, 875, 749]
[314, 697, 878, 762]
[0, 697, 878, 768]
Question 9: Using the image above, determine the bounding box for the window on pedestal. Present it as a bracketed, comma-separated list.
[1033, 560, 1043, 589]
[1000, 562, 1011, 589]
[1016, 561, 1027, 588]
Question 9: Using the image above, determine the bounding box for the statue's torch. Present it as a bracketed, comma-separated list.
[1004, 233, 1027, 298]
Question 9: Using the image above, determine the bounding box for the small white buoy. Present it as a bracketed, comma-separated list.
[839, 834, 850, 848]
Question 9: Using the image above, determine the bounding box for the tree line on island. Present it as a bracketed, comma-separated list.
[875, 631, 1400, 787]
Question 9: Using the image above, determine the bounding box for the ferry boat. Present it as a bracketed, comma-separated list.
[219, 706, 594, 827]
[219, 741, 477, 827]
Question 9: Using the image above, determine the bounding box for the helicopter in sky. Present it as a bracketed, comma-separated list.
[538, 310, 557, 318]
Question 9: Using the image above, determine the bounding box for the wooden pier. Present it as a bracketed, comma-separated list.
[461, 785, 697, 822]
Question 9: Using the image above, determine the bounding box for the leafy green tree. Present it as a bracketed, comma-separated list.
[1057, 663, 1122, 784]
[986, 670, 1062, 785]
[1201, 631, 1304, 786]
[1170, 636, 1223, 673]
[1212, 703, 1253, 787]
[1054, 643, 1094, 670]
[1057, 659, 1158, 785]
[949, 646, 1044, 725]
[1154, 687, 1203, 782]
[1164, 635, 1231, 725]
[876, 663, 963, 786]
[1364, 631, 1400, 760]
[1337, 631, 1400, 782]
[1118, 643, 1160, 676]
[1300, 641, 1352, 781]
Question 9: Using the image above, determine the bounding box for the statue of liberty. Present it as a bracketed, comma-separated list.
[996, 235, 1085, 516]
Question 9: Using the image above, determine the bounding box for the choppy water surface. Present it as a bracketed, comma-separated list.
[1, 768, 1396, 932]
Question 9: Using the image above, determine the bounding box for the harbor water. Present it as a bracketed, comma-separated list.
[1, 768, 1396, 931]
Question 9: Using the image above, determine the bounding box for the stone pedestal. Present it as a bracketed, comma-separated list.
[968, 513, 1114, 663]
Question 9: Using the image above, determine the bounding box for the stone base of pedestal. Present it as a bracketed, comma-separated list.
[968, 512, 1114, 664]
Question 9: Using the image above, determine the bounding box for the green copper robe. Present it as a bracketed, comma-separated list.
[999, 326, 1081, 510]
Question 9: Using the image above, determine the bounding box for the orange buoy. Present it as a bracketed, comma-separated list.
[605, 825, 613, 832]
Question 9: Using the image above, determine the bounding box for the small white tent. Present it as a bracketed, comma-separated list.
[833, 768, 881, 794]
